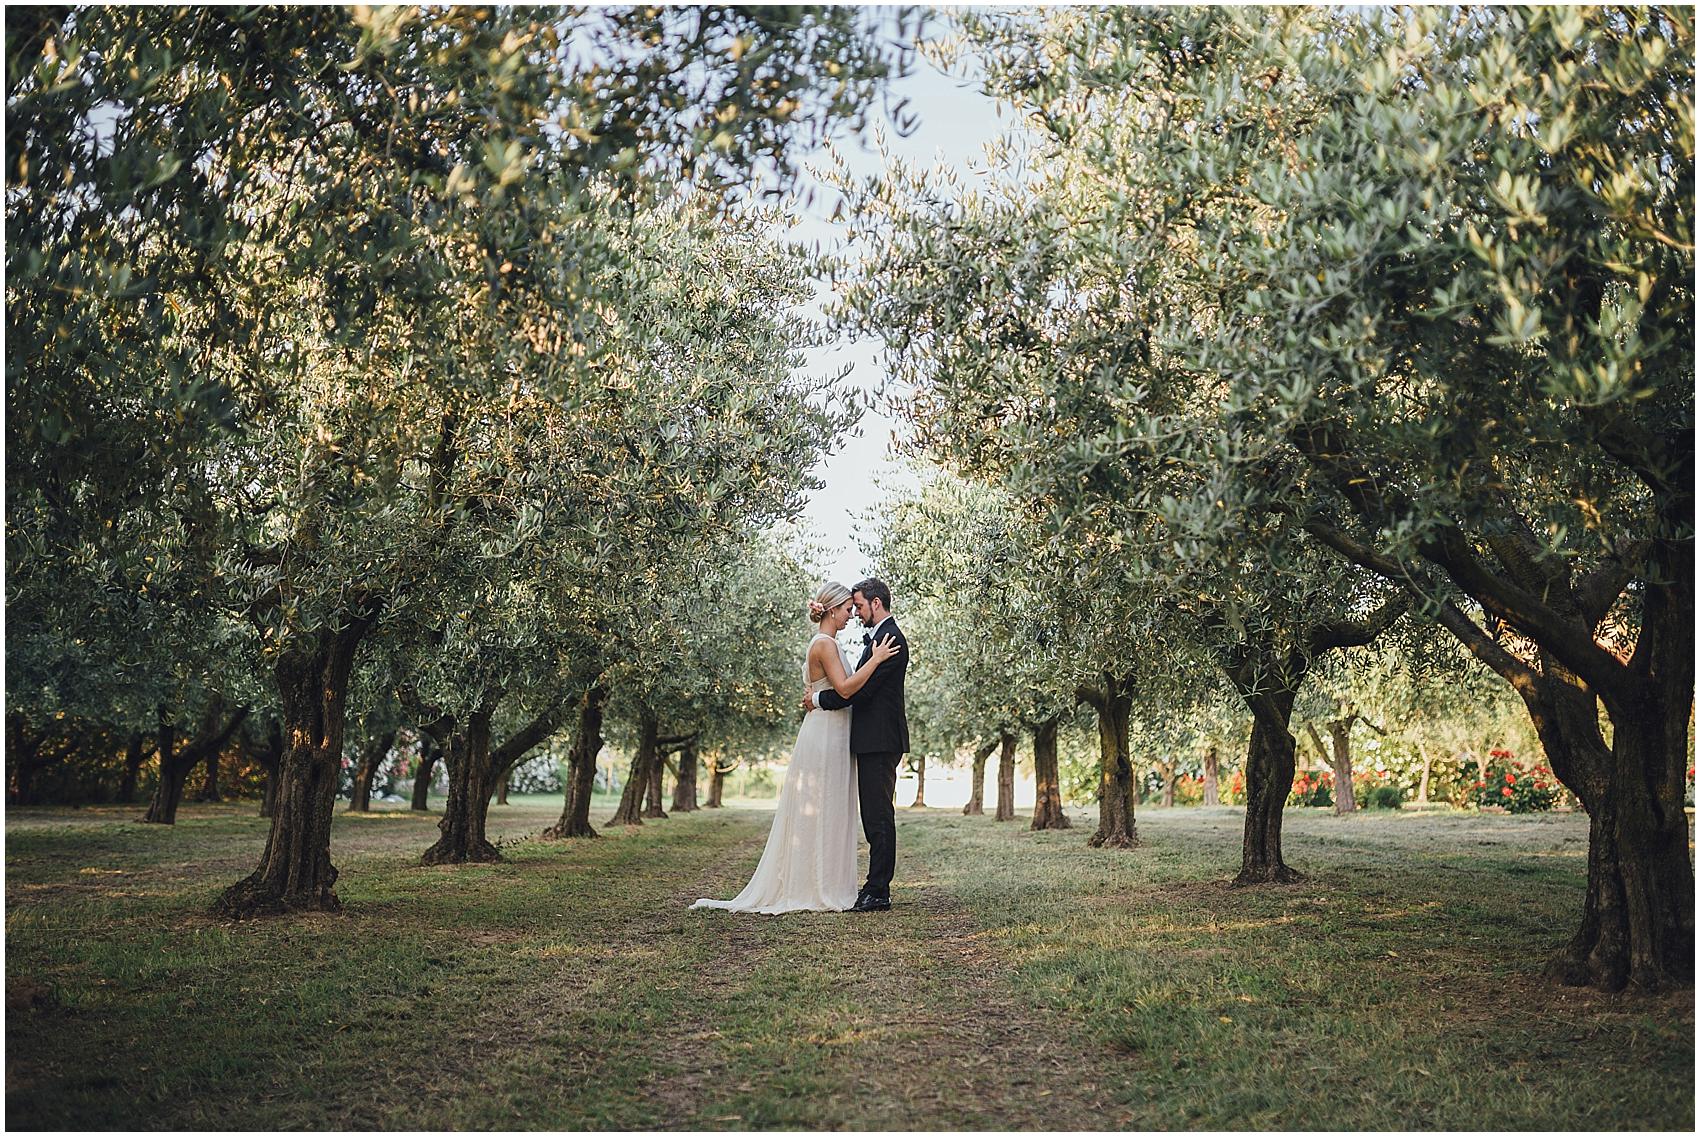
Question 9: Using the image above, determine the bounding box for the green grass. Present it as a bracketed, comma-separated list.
[5, 796, 1692, 1129]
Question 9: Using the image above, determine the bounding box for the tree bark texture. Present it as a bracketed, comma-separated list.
[406, 724, 442, 812]
[347, 729, 397, 813]
[1083, 677, 1138, 848]
[212, 606, 377, 918]
[642, 746, 668, 819]
[117, 731, 149, 804]
[140, 714, 182, 824]
[609, 708, 659, 826]
[1223, 638, 1306, 885]
[670, 736, 700, 812]
[705, 756, 731, 808]
[963, 740, 994, 816]
[544, 685, 606, 839]
[1218, 593, 1406, 885]
[1202, 744, 1221, 807]
[1518, 650, 1694, 993]
[418, 690, 570, 862]
[994, 731, 1017, 821]
[1030, 716, 1071, 830]
[145, 701, 248, 825]
[193, 737, 223, 802]
[1326, 719, 1357, 814]
[910, 752, 927, 808]
[421, 691, 505, 865]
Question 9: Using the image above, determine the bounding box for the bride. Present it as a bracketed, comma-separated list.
[691, 581, 901, 914]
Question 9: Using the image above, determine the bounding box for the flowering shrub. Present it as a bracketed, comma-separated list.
[1288, 769, 1333, 808]
[1687, 765, 1695, 808]
[1471, 749, 1560, 813]
[1173, 773, 1206, 806]
[1225, 769, 1245, 806]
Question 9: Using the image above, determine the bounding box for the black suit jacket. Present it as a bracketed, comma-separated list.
[817, 619, 910, 755]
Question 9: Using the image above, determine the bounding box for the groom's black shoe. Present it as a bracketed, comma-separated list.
[851, 892, 891, 912]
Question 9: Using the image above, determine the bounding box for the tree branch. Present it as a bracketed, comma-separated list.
[1307, 591, 1409, 655]
[491, 694, 572, 779]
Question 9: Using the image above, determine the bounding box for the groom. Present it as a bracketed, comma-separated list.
[801, 577, 909, 912]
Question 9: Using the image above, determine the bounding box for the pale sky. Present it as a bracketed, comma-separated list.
[785, 46, 1008, 585]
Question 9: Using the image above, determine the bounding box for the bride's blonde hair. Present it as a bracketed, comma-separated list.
[807, 581, 853, 624]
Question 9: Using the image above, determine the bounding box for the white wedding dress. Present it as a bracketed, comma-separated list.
[691, 633, 861, 914]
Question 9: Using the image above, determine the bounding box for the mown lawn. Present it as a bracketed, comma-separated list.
[5, 795, 1692, 1130]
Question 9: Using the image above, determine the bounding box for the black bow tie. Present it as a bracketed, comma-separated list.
[862, 633, 872, 646]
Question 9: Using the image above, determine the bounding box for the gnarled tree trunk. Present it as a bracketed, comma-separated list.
[422, 691, 503, 865]
[544, 685, 606, 839]
[994, 731, 1017, 821]
[193, 737, 223, 802]
[1299, 422, 1691, 989]
[145, 701, 248, 825]
[1082, 677, 1138, 848]
[1234, 684, 1302, 884]
[496, 774, 510, 805]
[1030, 716, 1070, 830]
[643, 746, 668, 819]
[410, 750, 439, 810]
[910, 753, 927, 808]
[1221, 630, 1307, 884]
[1158, 757, 1177, 808]
[1202, 744, 1221, 807]
[212, 606, 377, 918]
[347, 729, 397, 813]
[1219, 595, 1406, 885]
[140, 715, 181, 823]
[419, 690, 569, 863]
[1320, 719, 1358, 814]
[1521, 648, 1692, 993]
[610, 708, 659, 826]
[963, 739, 994, 816]
[410, 724, 445, 812]
[117, 731, 150, 804]
[705, 754, 733, 808]
[670, 736, 700, 813]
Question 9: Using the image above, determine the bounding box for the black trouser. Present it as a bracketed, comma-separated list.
[856, 750, 901, 898]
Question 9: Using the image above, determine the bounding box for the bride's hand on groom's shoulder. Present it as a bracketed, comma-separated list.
[870, 635, 903, 664]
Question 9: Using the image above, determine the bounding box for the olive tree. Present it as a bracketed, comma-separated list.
[937, 4, 1691, 987]
[8, 6, 911, 915]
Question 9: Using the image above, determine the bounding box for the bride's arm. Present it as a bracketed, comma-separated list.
[816, 636, 900, 698]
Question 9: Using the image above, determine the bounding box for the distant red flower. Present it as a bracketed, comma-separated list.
[1474, 781, 1486, 789]
[1502, 787, 1514, 798]
[1505, 773, 1517, 784]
